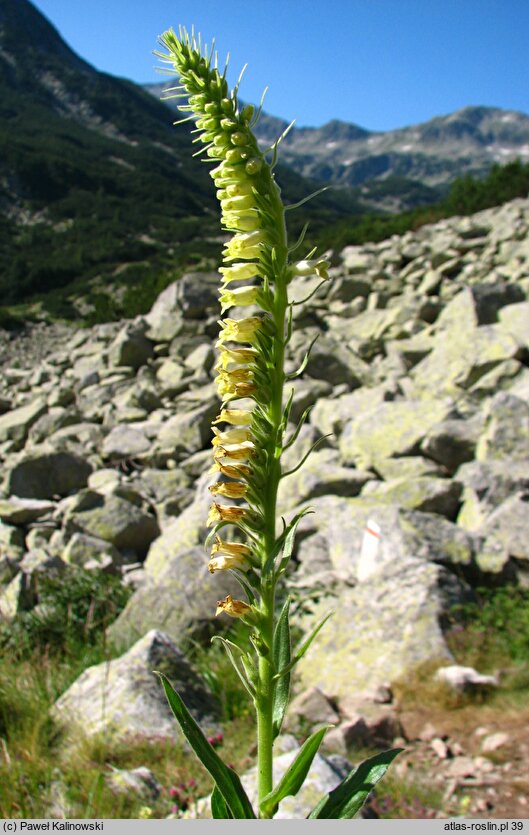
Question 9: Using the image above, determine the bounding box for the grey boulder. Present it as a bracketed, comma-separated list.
[52, 630, 219, 743]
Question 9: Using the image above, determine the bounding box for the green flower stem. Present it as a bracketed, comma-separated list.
[155, 29, 401, 819]
[256, 203, 289, 814]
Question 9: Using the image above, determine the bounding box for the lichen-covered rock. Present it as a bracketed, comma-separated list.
[421, 327, 520, 396]
[292, 495, 478, 593]
[284, 687, 340, 736]
[106, 546, 238, 648]
[301, 334, 371, 387]
[0, 397, 47, 444]
[52, 630, 219, 743]
[456, 459, 529, 531]
[0, 570, 37, 619]
[278, 445, 372, 515]
[375, 456, 444, 480]
[106, 766, 162, 801]
[497, 300, 529, 348]
[339, 398, 453, 469]
[155, 358, 188, 397]
[28, 407, 82, 444]
[398, 510, 476, 567]
[310, 383, 397, 438]
[144, 282, 183, 342]
[361, 476, 462, 519]
[421, 416, 484, 473]
[102, 424, 151, 460]
[477, 493, 529, 577]
[64, 492, 159, 558]
[475, 393, 529, 462]
[173, 271, 219, 319]
[296, 559, 470, 699]
[0, 497, 56, 525]
[63, 532, 124, 571]
[435, 665, 498, 692]
[5, 450, 92, 499]
[323, 700, 403, 755]
[155, 399, 219, 456]
[136, 473, 211, 579]
[108, 322, 154, 370]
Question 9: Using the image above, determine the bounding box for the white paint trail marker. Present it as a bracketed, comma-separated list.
[357, 518, 382, 581]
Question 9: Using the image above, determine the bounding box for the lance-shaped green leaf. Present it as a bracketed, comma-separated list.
[308, 748, 403, 819]
[260, 726, 331, 818]
[204, 519, 259, 551]
[285, 333, 320, 380]
[285, 186, 330, 213]
[283, 404, 315, 452]
[229, 568, 258, 603]
[279, 387, 295, 434]
[288, 222, 310, 258]
[281, 434, 333, 479]
[285, 303, 293, 345]
[211, 784, 233, 818]
[275, 507, 314, 577]
[211, 636, 256, 698]
[273, 611, 332, 680]
[272, 598, 291, 739]
[156, 672, 256, 819]
[292, 278, 328, 307]
[262, 506, 314, 575]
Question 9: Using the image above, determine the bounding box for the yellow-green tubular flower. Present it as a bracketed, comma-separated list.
[218, 285, 260, 314]
[208, 552, 251, 574]
[215, 346, 259, 370]
[215, 594, 253, 618]
[222, 231, 268, 262]
[212, 408, 254, 426]
[221, 194, 256, 212]
[214, 368, 256, 401]
[212, 440, 255, 461]
[216, 317, 263, 346]
[293, 258, 331, 280]
[208, 535, 254, 574]
[208, 459, 252, 479]
[222, 217, 261, 234]
[211, 426, 253, 446]
[219, 262, 262, 286]
[209, 480, 248, 499]
[207, 502, 249, 526]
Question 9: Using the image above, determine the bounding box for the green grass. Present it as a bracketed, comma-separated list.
[0, 567, 255, 818]
[1, 572, 528, 817]
[0, 641, 254, 818]
[368, 773, 444, 819]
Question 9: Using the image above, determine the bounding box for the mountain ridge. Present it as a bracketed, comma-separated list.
[147, 77, 529, 190]
[1, 0, 528, 318]
[0, 0, 363, 312]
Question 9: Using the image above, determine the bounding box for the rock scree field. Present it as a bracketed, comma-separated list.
[0, 196, 528, 818]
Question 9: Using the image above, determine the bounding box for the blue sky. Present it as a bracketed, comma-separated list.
[32, 0, 529, 131]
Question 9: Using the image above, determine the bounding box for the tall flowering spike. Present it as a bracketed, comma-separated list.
[156, 26, 292, 607]
[155, 29, 401, 815]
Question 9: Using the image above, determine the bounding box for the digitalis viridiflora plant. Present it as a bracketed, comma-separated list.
[154, 27, 401, 819]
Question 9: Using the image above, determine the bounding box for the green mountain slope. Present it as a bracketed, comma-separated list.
[0, 0, 222, 309]
[0, 0, 366, 318]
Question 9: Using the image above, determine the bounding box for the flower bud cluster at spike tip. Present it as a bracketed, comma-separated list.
[155, 26, 289, 613]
